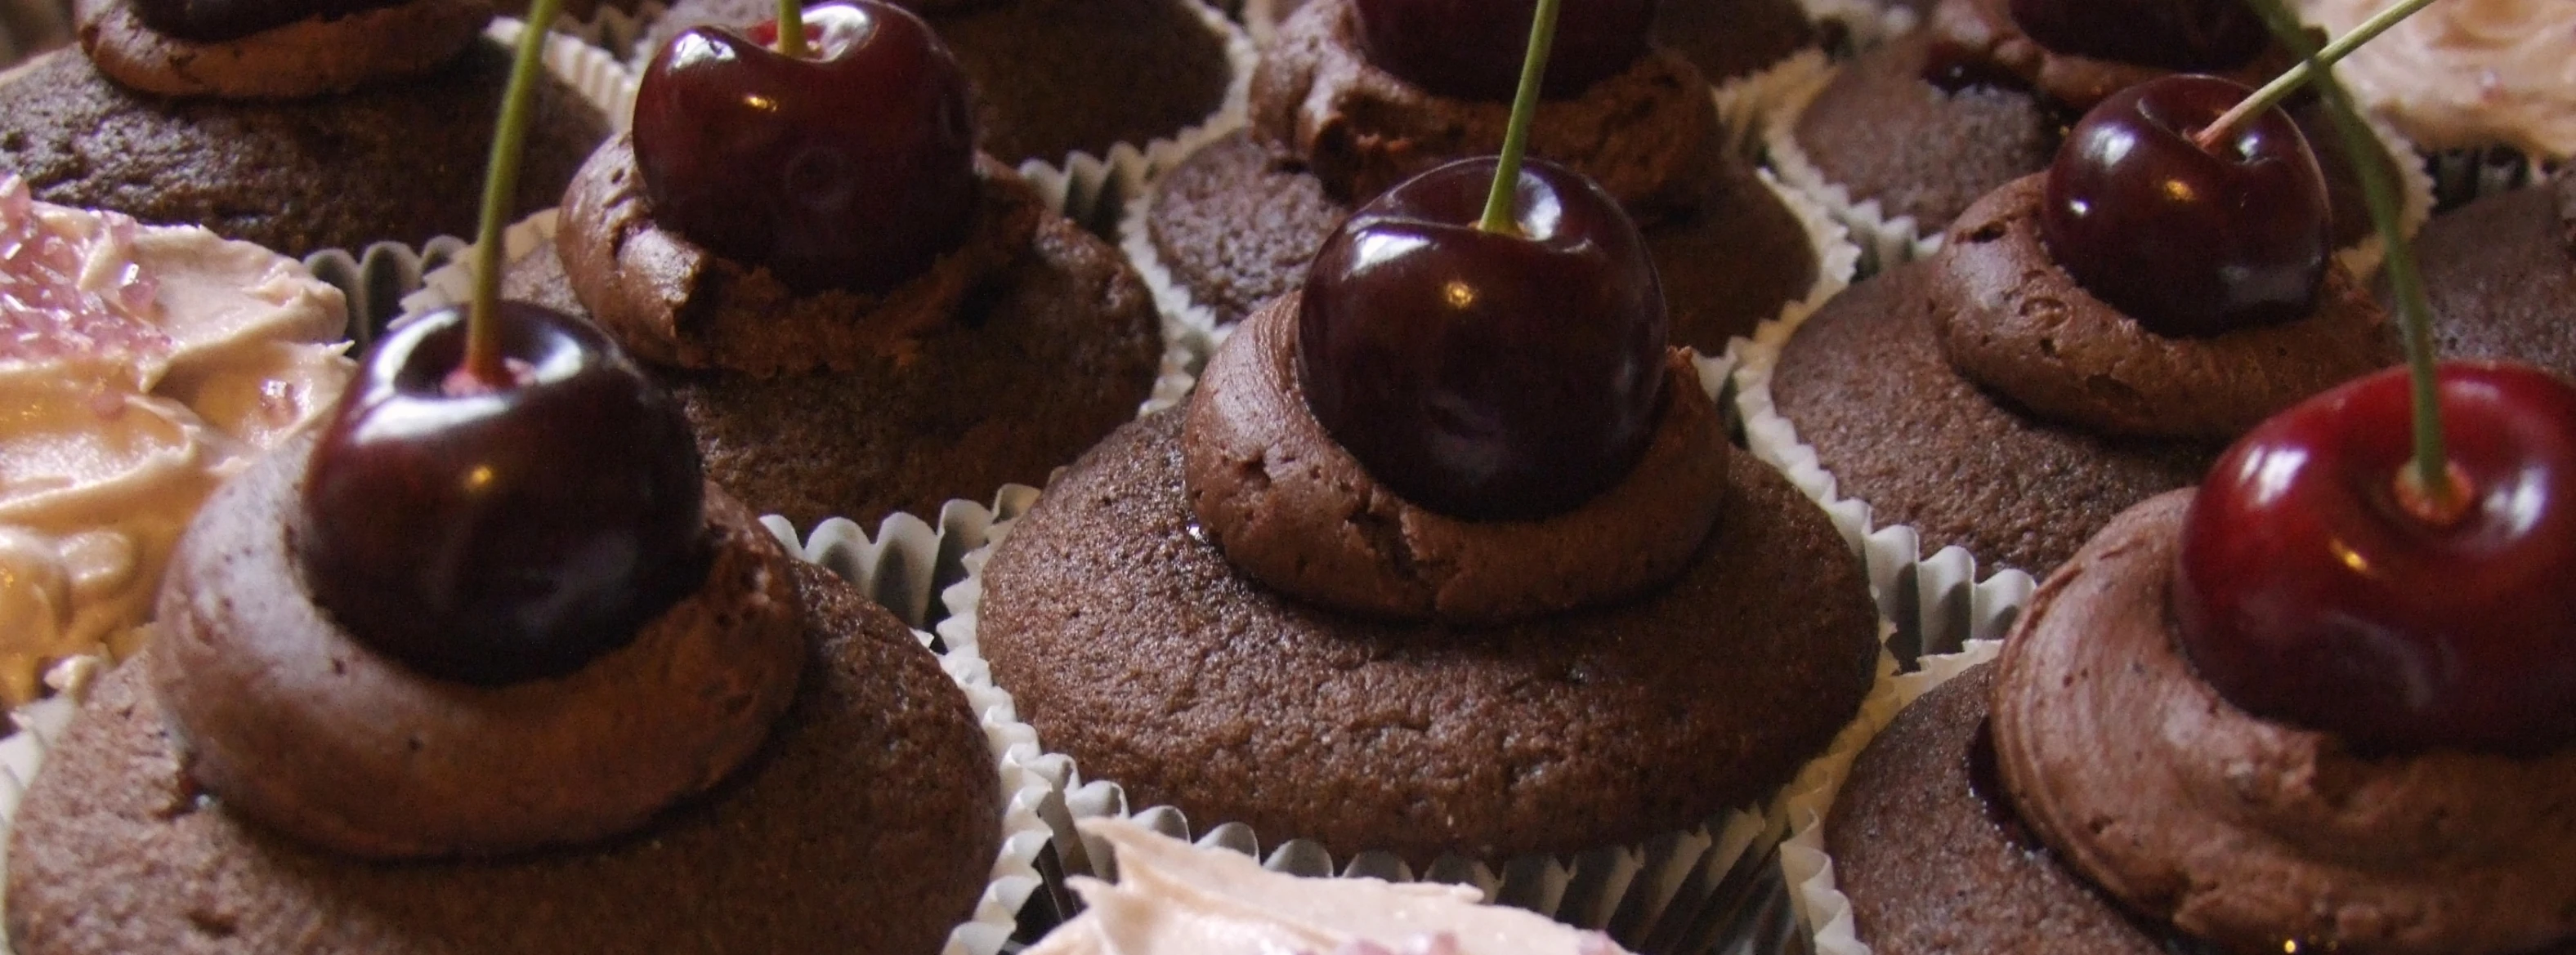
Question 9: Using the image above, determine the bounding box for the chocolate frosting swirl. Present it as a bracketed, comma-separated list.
[558, 134, 1042, 377]
[1183, 293, 1729, 625]
[1929, 175, 2399, 441]
[1247, 0, 1717, 221]
[1992, 490, 2576, 955]
[77, 0, 489, 99]
[1925, 0, 2286, 110]
[151, 435, 806, 860]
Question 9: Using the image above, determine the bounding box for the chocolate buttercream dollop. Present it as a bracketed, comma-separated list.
[1247, 0, 1718, 221]
[1183, 293, 1729, 625]
[1929, 175, 2398, 441]
[151, 435, 806, 859]
[557, 134, 1042, 377]
[77, 0, 490, 99]
[1924, 0, 2286, 110]
[1990, 490, 2576, 955]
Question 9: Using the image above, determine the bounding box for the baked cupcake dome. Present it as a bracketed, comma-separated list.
[0, 6, 609, 256]
[2402, 169, 2576, 382]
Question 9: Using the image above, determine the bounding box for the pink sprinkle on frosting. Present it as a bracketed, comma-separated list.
[0, 176, 168, 366]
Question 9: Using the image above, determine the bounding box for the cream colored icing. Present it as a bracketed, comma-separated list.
[0, 176, 351, 703]
[1026, 819, 1628, 955]
[2307, 0, 2576, 158]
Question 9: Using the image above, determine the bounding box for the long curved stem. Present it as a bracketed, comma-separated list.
[2244, 0, 2454, 512]
[2198, 0, 2433, 150]
[1478, 0, 1562, 235]
[464, 2, 565, 387]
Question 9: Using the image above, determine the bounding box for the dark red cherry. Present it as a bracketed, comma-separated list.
[2176, 362, 2576, 754]
[1299, 156, 1666, 520]
[633, 1, 978, 294]
[2041, 75, 2329, 337]
[129, 0, 402, 42]
[2007, 0, 2268, 72]
[296, 303, 710, 685]
[1353, 0, 1657, 101]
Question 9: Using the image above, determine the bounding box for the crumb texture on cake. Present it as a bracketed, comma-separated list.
[0, 39, 607, 255]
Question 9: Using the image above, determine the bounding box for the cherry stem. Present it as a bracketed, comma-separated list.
[776, 0, 807, 57]
[2245, 0, 2457, 511]
[2194, 0, 2436, 152]
[463, 2, 565, 390]
[1478, 0, 1562, 236]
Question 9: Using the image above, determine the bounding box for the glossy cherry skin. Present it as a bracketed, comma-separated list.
[296, 303, 710, 686]
[2176, 362, 2576, 755]
[131, 0, 400, 42]
[1353, 0, 1657, 101]
[2007, 0, 2268, 72]
[1299, 156, 1667, 520]
[2042, 75, 2329, 338]
[633, 1, 977, 294]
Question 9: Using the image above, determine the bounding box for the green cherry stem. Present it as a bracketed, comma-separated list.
[2194, 0, 2435, 151]
[776, 0, 807, 58]
[1478, 0, 1563, 235]
[2245, 0, 2462, 520]
[461, 0, 566, 390]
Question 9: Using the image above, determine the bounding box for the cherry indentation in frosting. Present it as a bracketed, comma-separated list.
[2176, 362, 2576, 755]
[296, 302, 709, 685]
[633, 0, 978, 295]
[2040, 75, 2330, 337]
[1296, 156, 1666, 520]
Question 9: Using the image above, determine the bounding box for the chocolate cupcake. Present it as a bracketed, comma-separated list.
[2403, 168, 2576, 381]
[6, 443, 1017, 953]
[1768, 0, 2426, 270]
[1131, 0, 1841, 355]
[1741, 172, 2399, 578]
[637, 0, 1248, 173]
[1791, 489, 2576, 955]
[946, 235, 1882, 946]
[0, 0, 610, 257]
[464, 2, 1171, 533]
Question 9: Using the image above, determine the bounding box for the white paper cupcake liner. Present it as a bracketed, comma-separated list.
[0, 520, 1061, 955]
[1778, 638, 2004, 955]
[1763, 64, 2437, 280]
[488, 15, 642, 128]
[1124, 132, 1863, 371]
[2422, 144, 2559, 211]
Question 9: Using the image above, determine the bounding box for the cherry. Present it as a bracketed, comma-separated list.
[1353, 0, 1657, 101]
[1298, 156, 1666, 520]
[2175, 362, 2576, 754]
[129, 0, 402, 42]
[633, 1, 978, 295]
[2006, 0, 2269, 72]
[2040, 75, 2329, 338]
[295, 303, 710, 685]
